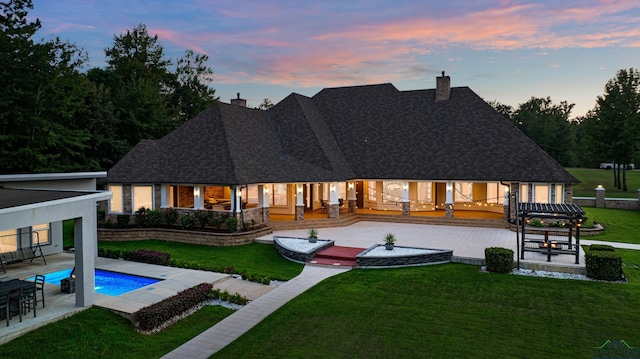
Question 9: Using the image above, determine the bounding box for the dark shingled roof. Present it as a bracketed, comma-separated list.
[107, 82, 578, 185]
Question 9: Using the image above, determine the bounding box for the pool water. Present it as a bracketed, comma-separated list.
[30, 268, 161, 296]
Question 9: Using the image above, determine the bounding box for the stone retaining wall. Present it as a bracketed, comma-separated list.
[273, 237, 334, 262]
[98, 226, 272, 246]
[356, 245, 453, 267]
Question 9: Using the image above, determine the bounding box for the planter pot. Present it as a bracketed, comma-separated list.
[309, 237, 317, 243]
[61, 277, 76, 293]
[385, 244, 394, 250]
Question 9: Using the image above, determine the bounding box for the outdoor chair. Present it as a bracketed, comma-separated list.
[0, 292, 11, 326]
[19, 283, 37, 318]
[34, 274, 45, 308]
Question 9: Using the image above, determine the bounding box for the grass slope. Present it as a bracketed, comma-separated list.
[583, 207, 640, 244]
[568, 168, 640, 198]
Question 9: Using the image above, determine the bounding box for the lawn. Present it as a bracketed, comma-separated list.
[98, 240, 304, 281]
[582, 206, 640, 244]
[567, 167, 640, 198]
[214, 259, 640, 359]
[1, 305, 234, 359]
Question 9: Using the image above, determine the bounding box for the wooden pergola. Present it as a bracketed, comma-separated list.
[518, 203, 586, 264]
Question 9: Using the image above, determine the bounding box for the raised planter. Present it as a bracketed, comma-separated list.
[356, 244, 453, 267]
[98, 226, 272, 246]
[61, 277, 76, 293]
[273, 236, 334, 263]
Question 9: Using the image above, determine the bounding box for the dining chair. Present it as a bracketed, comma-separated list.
[19, 283, 37, 318]
[34, 274, 45, 308]
[0, 292, 11, 326]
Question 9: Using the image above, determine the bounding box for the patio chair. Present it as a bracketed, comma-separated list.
[0, 292, 11, 326]
[19, 283, 37, 318]
[34, 274, 45, 308]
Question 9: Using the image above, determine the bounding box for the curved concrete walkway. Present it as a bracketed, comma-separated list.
[162, 265, 350, 359]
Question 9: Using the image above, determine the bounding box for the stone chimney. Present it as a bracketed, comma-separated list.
[436, 71, 450, 101]
[230, 92, 247, 107]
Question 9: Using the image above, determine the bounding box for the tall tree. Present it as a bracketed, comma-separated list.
[171, 49, 218, 125]
[256, 98, 275, 110]
[590, 68, 640, 190]
[0, 0, 92, 172]
[511, 97, 577, 167]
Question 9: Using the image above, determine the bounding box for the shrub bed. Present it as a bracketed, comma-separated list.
[127, 249, 171, 266]
[589, 244, 615, 252]
[134, 283, 213, 332]
[484, 247, 514, 273]
[585, 250, 623, 281]
[211, 288, 248, 305]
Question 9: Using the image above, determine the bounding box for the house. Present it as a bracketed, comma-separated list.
[0, 172, 111, 307]
[105, 74, 578, 226]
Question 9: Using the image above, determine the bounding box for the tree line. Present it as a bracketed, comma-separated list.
[0, 0, 217, 173]
[488, 68, 640, 191]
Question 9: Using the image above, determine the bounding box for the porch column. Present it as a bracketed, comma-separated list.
[503, 184, 510, 222]
[74, 215, 95, 307]
[235, 185, 242, 214]
[295, 183, 304, 220]
[401, 181, 410, 216]
[160, 184, 168, 208]
[258, 184, 270, 224]
[194, 186, 205, 210]
[347, 181, 357, 214]
[328, 182, 340, 218]
[445, 181, 454, 218]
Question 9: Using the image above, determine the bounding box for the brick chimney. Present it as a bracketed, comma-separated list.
[436, 71, 450, 101]
[230, 92, 247, 107]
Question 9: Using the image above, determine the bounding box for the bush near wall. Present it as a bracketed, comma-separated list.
[588, 244, 615, 252]
[127, 249, 171, 266]
[585, 249, 623, 281]
[134, 283, 213, 331]
[484, 247, 514, 273]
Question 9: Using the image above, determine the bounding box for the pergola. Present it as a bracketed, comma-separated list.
[518, 203, 586, 264]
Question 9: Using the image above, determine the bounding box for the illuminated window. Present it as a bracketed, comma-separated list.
[486, 183, 508, 204]
[520, 184, 528, 203]
[454, 182, 473, 202]
[0, 229, 18, 253]
[533, 184, 549, 203]
[271, 184, 288, 206]
[382, 181, 403, 203]
[368, 181, 377, 201]
[132, 185, 153, 213]
[417, 182, 432, 203]
[108, 185, 123, 214]
[246, 185, 258, 204]
[32, 223, 50, 245]
[555, 184, 564, 204]
[339, 182, 346, 199]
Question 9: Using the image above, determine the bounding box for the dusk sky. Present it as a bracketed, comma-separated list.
[31, 0, 640, 118]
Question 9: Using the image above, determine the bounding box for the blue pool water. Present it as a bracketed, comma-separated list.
[30, 268, 161, 296]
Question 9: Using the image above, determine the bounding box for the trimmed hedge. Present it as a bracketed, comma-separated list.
[585, 250, 623, 281]
[485, 247, 514, 273]
[134, 282, 213, 331]
[127, 249, 171, 266]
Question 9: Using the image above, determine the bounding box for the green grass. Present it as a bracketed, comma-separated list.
[1, 305, 234, 359]
[214, 261, 640, 359]
[582, 207, 640, 244]
[63, 219, 74, 248]
[98, 240, 304, 281]
[567, 167, 640, 198]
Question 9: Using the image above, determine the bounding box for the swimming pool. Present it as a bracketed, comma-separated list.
[31, 268, 161, 296]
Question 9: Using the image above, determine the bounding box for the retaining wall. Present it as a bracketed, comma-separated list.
[98, 226, 272, 246]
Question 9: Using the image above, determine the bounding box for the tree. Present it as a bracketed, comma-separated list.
[171, 49, 218, 125]
[256, 98, 275, 110]
[0, 0, 93, 172]
[511, 97, 577, 167]
[589, 68, 640, 190]
[487, 100, 514, 122]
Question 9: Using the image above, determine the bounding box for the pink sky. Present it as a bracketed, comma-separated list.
[31, 0, 640, 117]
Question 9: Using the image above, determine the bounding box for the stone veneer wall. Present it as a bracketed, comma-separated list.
[273, 237, 334, 262]
[98, 226, 272, 246]
[356, 245, 453, 267]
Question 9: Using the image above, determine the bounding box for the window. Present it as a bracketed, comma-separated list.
[32, 223, 50, 245]
[368, 181, 377, 201]
[486, 183, 508, 204]
[382, 181, 403, 203]
[132, 185, 153, 213]
[247, 185, 258, 204]
[520, 184, 528, 203]
[338, 182, 346, 200]
[454, 182, 473, 202]
[0, 229, 17, 253]
[271, 184, 288, 206]
[417, 182, 432, 203]
[533, 184, 549, 203]
[555, 184, 564, 204]
[108, 185, 123, 213]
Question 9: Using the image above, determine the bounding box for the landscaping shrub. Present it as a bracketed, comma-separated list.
[162, 208, 179, 227]
[585, 250, 623, 281]
[225, 216, 238, 232]
[529, 219, 543, 227]
[134, 283, 213, 331]
[211, 288, 248, 305]
[210, 213, 225, 229]
[116, 214, 130, 228]
[179, 213, 196, 229]
[194, 210, 211, 228]
[145, 209, 165, 227]
[98, 248, 125, 259]
[127, 249, 171, 266]
[134, 207, 148, 227]
[589, 244, 615, 252]
[484, 247, 514, 273]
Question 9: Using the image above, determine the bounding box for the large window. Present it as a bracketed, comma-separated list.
[486, 183, 507, 204]
[382, 181, 403, 203]
[454, 182, 473, 202]
[31, 223, 50, 245]
[555, 184, 564, 204]
[520, 184, 528, 203]
[132, 185, 153, 213]
[417, 182, 432, 203]
[108, 185, 123, 213]
[0, 229, 17, 253]
[271, 184, 288, 206]
[533, 184, 549, 203]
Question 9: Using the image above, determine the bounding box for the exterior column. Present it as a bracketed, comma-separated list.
[74, 215, 95, 307]
[347, 181, 357, 214]
[328, 182, 340, 218]
[160, 184, 168, 208]
[445, 181, 454, 218]
[595, 185, 605, 208]
[235, 185, 242, 214]
[194, 186, 205, 210]
[503, 184, 510, 222]
[401, 181, 410, 216]
[295, 183, 304, 220]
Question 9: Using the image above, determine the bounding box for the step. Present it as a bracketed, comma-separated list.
[308, 257, 357, 267]
[315, 246, 366, 260]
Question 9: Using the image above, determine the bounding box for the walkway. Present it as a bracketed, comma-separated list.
[162, 265, 349, 359]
